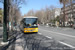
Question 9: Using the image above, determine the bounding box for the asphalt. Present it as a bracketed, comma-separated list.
[0, 26, 75, 50]
[38, 25, 75, 49]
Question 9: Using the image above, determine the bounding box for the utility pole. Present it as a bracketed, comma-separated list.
[3, 0, 8, 42]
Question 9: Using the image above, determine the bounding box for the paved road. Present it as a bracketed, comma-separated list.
[0, 26, 74, 50]
[38, 25, 75, 49]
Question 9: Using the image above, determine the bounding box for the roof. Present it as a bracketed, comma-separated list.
[23, 16, 38, 18]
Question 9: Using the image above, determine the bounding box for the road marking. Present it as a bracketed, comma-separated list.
[46, 35, 75, 48]
[38, 32, 52, 39]
[63, 28, 71, 31]
[38, 33, 42, 35]
[39, 29, 75, 48]
[38, 32, 75, 48]
[39, 28, 75, 38]
[45, 36, 52, 39]
[58, 41, 75, 48]
[47, 36, 75, 48]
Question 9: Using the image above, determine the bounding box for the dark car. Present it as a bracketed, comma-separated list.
[73, 24, 75, 29]
[0, 23, 2, 27]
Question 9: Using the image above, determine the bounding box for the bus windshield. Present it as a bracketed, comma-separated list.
[24, 18, 37, 25]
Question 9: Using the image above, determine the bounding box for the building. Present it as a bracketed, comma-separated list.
[55, 8, 61, 18]
[54, 8, 61, 26]
[60, 0, 75, 26]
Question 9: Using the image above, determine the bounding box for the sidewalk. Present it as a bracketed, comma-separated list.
[0, 38, 3, 50]
[0, 27, 3, 50]
[0, 27, 24, 50]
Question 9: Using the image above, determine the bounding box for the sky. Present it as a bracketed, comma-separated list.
[0, 0, 62, 16]
[0, 3, 3, 8]
[20, 0, 62, 16]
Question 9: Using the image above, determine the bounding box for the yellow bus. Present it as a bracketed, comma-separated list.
[20, 16, 38, 33]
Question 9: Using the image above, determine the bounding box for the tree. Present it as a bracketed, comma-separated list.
[8, 0, 26, 31]
[49, 5, 56, 22]
[0, 8, 3, 23]
[45, 6, 50, 23]
[55, 16, 60, 22]
[0, 0, 26, 42]
[59, 0, 70, 26]
[70, 0, 74, 17]
[34, 10, 42, 23]
[26, 5, 56, 24]
[35, 10, 43, 23]
[27, 9, 34, 16]
[0, 0, 26, 22]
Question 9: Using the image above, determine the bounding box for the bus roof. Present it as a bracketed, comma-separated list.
[23, 16, 38, 18]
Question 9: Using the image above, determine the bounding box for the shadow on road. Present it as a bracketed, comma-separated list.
[0, 31, 19, 50]
[23, 33, 74, 50]
[0, 31, 74, 50]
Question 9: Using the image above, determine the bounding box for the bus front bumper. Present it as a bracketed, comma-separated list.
[24, 28, 38, 33]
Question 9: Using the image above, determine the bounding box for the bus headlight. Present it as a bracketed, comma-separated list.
[36, 29, 38, 30]
[25, 30, 27, 31]
[34, 24, 36, 26]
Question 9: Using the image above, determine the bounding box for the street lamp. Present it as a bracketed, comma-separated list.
[1, 0, 9, 45]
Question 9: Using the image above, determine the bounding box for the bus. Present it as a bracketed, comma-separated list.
[20, 16, 38, 33]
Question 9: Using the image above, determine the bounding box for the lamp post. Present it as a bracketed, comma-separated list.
[3, 0, 8, 42]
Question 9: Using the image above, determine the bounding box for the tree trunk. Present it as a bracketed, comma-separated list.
[63, 0, 66, 27]
[70, 0, 73, 27]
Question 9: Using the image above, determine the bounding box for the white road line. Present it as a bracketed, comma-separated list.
[45, 36, 52, 39]
[38, 32, 75, 48]
[38, 29, 75, 48]
[39, 28, 75, 38]
[38, 32, 52, 39]
[47, 36, 75, 48]
[63, 28, 71, 31]
[58, 41, 75, 48]
[38, 33, 42, 35]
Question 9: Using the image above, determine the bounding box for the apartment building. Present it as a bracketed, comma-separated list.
[60, 0, 75, 26]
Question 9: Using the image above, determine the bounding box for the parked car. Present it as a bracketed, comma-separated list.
[73, 24, 75, 29]
[48, 23, 56, 27]
[0, 23, 2, 27]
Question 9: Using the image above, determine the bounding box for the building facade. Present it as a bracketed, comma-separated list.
[60, 0, 75, 26]
[55, 8, 61, 18]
